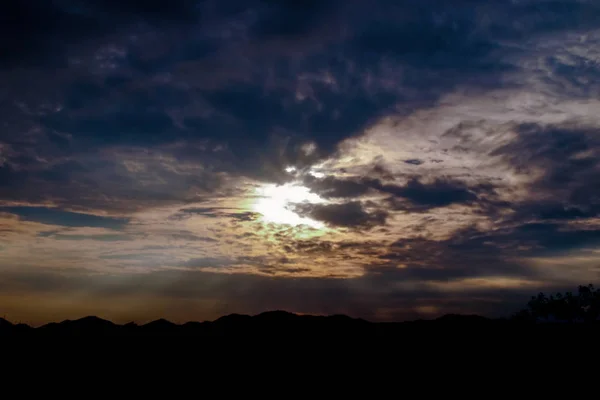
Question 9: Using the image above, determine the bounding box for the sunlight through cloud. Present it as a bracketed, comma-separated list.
[252, 183, 326, 229]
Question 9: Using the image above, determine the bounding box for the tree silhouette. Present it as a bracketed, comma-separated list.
[515, 284, 600, 323]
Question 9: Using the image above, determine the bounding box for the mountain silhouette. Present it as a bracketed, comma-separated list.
[1, 310, 598, 337]
[434, 314, 492, 324]
[141, 318, 180, 335]
[39, 315, 117, 335]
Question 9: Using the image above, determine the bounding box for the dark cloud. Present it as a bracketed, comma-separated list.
[404, 159, 424, 166]
[461, 223, 600, 256]
[169, 232, 218, 242]
[303, 175, 373, 199]
[369, 164, 395, 180]
[375, 234, 536, 279]
[233, 255, 311, 276]
[40, 107, 178, 148]
[91, 0, 202, 20]
[4, 0, 597, 191]
[0, 206, 128, 229]
[169, 207, 230, 220]
[305, 174, 483, 210]
[183, 257, 234, 269]
[491, 122, 600, 217]
[226, 212, 262, 222]
[249, 0, 342, 40]
[0, 0, 203, 67]
[536, 204, 600, 221]
[40, 232, 133, 241]
[0, 147, 225, 213]
[293, 201, 388, 229]
[170, 207, 261, 222]
[492, 123, 599, 184]
[383, 178, 479, 209]
[283, 240, 335, 255]
[368, 220, 600, 284]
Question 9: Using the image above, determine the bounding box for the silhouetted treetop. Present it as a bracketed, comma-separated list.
[515, 284, 600, 323]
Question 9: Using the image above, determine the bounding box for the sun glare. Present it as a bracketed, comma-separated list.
[253, 183, 325, 229]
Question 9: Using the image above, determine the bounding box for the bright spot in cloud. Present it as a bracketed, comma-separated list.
[285, 166, 297, 173]
[253, 183, 325, 229]
[301, 142, 317, 156]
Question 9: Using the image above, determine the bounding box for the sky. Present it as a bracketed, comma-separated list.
[1, 0, 600, 325]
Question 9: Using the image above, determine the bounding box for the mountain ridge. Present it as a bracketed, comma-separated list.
[1, 310, 598, 336]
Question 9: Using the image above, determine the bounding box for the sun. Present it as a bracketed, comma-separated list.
[252, 183, 325, 229]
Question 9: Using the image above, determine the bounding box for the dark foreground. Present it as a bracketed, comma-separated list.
[2, 310, 599, 337]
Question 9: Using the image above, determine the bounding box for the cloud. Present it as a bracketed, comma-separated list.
[170, 206, 261, 222]
[0, 145, 228, 213]
[466, 222, 600, 257]
[169, 207, 231, 220]
[0, 0, 203, 67]
[1, 1, 598, 200]
[51, 233, 132, 242]
[305, 174, 483, 210]
[302, 176, 374, 199]
[0, 206, 128, 229]
[383, 178, 480, 209]
[491, 122, 600, 203]
[293, 201, 388, 229]
[7, 0, 598, 184]
[183, 257, 235, 269]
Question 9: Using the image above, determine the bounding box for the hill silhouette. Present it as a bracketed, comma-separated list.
[1, 310, 598, 337]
